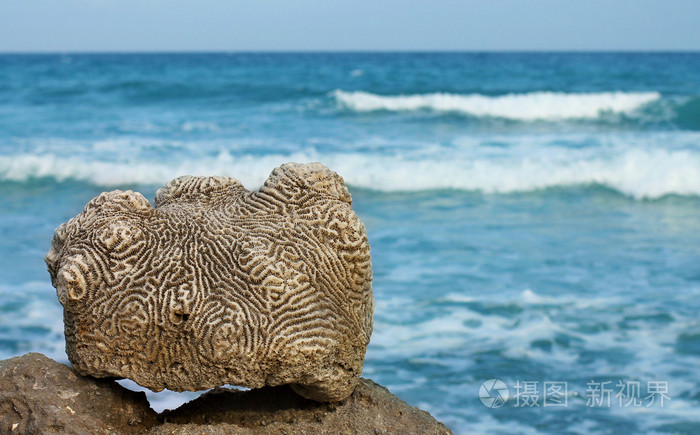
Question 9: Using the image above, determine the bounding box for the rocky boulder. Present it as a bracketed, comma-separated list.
[0, 353, 157, 434]
[0, 353, 452, 434]
[154, 378, 452, 434]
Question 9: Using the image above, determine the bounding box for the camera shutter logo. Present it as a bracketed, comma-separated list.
[479, 379, 509, 408]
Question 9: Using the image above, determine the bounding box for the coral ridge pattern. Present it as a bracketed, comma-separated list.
[45, 163, 373, 401]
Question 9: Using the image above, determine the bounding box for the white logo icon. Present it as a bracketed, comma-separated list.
[479, 379, 509, 408]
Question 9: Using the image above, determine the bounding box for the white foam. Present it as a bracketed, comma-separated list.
[0, 151, 294, 190]
[1, 145, 699, 199]
[369, 300, 579, 368]
[181, 121, 220, 132]
[521, 289, 557, 304]
[332, 90, 661, 120]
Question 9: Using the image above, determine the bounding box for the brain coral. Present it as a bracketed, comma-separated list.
[45, 163, 373, 402]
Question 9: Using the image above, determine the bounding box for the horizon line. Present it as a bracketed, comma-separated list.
[1, 48, 700, 55]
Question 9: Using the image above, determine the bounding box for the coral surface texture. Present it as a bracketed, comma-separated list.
[46, 163, 373, 401]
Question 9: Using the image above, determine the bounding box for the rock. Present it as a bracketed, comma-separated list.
[0, 353, 157, 434]
[45, 163, 374, 402]
[1, 354, 452, 434]
[152, 378, 452, 434]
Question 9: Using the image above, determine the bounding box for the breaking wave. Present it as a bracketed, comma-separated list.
[1, 148, 699, 200]
[332, 90, 662, 121]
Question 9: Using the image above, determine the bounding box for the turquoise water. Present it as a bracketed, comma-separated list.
[1, 53, 700, 433]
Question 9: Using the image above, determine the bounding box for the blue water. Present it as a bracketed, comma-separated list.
[1, 53, 700, 434]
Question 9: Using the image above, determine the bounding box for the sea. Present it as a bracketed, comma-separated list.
[1, 52, 699, 434]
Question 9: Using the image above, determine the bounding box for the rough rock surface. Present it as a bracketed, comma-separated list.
[45, 163, 374, 401]
[152, 378, 453, 435]
[0, 353, 157, 434]
[0, 354, 452, 434]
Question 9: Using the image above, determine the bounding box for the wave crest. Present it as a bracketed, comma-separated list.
[333, 90, 662, 121]
[1, 149, 698, 200]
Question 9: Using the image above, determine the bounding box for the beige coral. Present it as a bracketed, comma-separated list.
[46, 163, 373, 402]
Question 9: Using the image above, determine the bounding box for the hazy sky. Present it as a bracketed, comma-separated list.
[1, 0, 699, 52]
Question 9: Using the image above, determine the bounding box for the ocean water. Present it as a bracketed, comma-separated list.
[1, 52, 700, 433]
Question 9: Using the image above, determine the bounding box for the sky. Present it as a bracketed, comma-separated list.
[1, 0, 699, 52]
